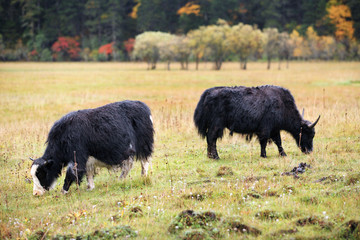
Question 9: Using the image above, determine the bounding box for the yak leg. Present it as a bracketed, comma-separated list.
[86, 157, 96, 190]
[120, 157, 134, 179]
[259, 138, 268, 158]
[62, 162, 86, 193]
[206, 123, 223, 159]
[141, 158, 151, 176]
[271, 132, 287, 157]
[207, 135, 220, 159]
[86, 172, 95, 190]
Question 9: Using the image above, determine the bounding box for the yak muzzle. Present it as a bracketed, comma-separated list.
[33, 189, 45, 196]
[302, 147, 313, 154]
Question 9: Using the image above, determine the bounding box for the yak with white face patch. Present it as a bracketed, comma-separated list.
[30, 100, 154, 196]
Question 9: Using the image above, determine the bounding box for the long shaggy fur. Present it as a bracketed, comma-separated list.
[194, 85, 319, 158]
[32, 100, 154, 192]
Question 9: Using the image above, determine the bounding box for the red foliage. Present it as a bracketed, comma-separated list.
[99, 42, 114, 55]
[30, 49, 38, 56]
[124, 38, 135, 55]
[51, 37, 81, 60]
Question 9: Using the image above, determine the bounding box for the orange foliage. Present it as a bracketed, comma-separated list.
[98, 42, 114, 55]
[129, 2, 140, 19]
[177, 2, 200, 16]
[327, 5, 355, 40]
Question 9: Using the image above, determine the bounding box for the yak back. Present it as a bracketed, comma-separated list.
[194, 85, 301, 138]
[43, 101, 153, 167]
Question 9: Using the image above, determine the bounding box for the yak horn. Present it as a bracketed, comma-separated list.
[302, 108, 305, 118]
[309, 115, 321, 129]
[29, 157, 35, 161]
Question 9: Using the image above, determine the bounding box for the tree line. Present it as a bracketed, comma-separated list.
[132, 21, 360, 70]
[0, 0, 359, 63]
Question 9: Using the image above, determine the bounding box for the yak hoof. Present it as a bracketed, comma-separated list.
[280, 152, 287, 157]
[260, 154, 267, 158]
[208, 154, 220, 160]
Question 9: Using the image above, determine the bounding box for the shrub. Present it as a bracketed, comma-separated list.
[51, 37, 81, 61]
[40, 49, 52, 62]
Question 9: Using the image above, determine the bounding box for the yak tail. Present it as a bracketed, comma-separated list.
[194, 90, 212, 139]
[126, 101, 154, 160]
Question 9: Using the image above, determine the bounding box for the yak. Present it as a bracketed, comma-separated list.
[30, 100, 154, 196]
[194, 85, 320, 159]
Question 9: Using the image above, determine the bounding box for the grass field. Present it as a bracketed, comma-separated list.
[0, 61, 359, 239]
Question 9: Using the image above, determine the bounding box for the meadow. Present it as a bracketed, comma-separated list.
[0, 61, 359, 239]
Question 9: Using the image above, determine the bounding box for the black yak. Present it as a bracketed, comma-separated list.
[194, 85, 320, 159]
[30, 101, 154, 195]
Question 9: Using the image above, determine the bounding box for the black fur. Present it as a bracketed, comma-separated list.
[194, 85, 320, 159]
[32, 100, 154, 192]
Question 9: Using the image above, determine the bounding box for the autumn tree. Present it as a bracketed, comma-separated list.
[290, 30, 310, 60]
[177, 2, 201, 16]
[187, 27, 206, 70]
[327, 4, 355, 41]
[202, 19, 231, 70]
[158, 33, 177, 70]
[278, 32, 295, 69]
[227, 23, 264, 70]
[263, 28, 279, 70]
[306, 26, 320, 59]
[98, 42, 114, 61]
[51, 37, 81, 61]
[133, 31, 170, 70]
[173, 35, 191, 70]
[318, 36, 337, 60]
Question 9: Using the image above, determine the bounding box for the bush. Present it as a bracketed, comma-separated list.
[40, 49, 52, 62]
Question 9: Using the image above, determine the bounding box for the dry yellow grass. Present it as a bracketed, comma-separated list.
[0, 61, 359, 239]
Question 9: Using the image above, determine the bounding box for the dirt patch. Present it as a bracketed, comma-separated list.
[314, 175, 343, 184]
[129, 206, 143, 218]
[245, 191, 262, 199]
[243, 176, 267, 183]
[182, 191, 213, 201]
[216, 166, 234, 176]
[182, 229, 211, 240]
[345, 173, 360, 185]
[295, 216, 333, 230]
[271, 228, 298, 236]
[47, 225, 137, 239]
[168, 210, 219, 234]
[228, 221, 261, 236]
[340, 220, 360, 239]
[282, 210, 300, 219]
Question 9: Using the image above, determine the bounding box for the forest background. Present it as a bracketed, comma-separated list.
[0, 0, 359, 64]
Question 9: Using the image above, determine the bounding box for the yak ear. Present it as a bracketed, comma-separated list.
[44, 160, 54, 169]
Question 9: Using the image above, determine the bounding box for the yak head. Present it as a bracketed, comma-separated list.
[30, 158, 57, 196]
[298, 115, 320, 154]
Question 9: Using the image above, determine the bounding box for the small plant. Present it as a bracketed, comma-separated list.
[216, 166, 233, 176]
[255, 210, 281, 221]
